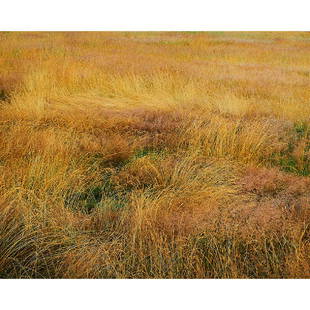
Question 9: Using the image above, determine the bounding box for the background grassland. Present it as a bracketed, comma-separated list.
[0, 31, 309, 278]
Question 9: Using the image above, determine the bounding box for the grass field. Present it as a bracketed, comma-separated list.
[0, 31, 309, 278]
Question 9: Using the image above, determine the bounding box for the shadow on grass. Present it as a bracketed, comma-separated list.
[0, 89, 8, 101]
[67, 147, 166, 214]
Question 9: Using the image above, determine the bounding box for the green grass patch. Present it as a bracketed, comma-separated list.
[67, 170, 128, 214]
[132, 147, 166, 160]
[270, 121, 310, 176]
[69, 148, 169, 213]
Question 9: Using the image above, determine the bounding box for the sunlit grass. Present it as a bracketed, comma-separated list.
[0, 32, 309, 278]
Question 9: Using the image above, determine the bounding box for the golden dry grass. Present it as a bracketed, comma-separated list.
[0, 31, 309, 278]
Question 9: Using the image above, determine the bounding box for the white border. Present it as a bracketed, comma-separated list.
[0, 0, 309, 30]
[0, 279, 309, 310]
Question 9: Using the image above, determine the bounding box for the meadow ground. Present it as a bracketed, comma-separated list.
[0, 31, 309, 278]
